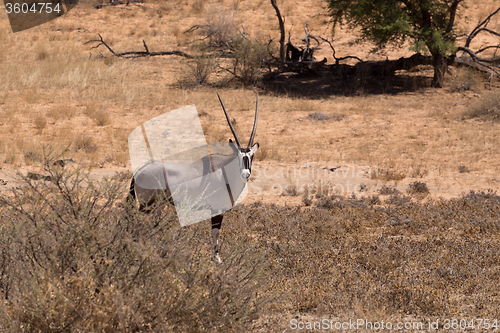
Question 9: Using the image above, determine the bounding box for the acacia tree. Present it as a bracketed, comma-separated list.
[327, 0, 465, 87]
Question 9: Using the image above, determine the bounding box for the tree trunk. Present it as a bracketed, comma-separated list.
[270, 0, 285, 71]
[431, 53, 447, 88]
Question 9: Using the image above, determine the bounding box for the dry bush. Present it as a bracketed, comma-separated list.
[410, 164, 429, 178]
[36, 48, 49, 61]
[178, 56, 216, 87]
[407, 180, 430, 196]
[93, 110, 110, 126]
[448, 67, 480, 92]
[229, 192, 500, 326]
[47, 105, 77, 121]
[0, 154, 270, 332]
[229, 37, 270, 86]
[1, 156, 500, 330]
[458, 165, 470, 173]
[199, 7, 239, 48]
[73, 134, 97, 153]
[378, 185, 401, 195]
[282, 184, 300, 196]
[463, 91, 500, 121]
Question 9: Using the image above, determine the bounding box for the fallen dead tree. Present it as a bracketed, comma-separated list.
[84, 34, 192, 59]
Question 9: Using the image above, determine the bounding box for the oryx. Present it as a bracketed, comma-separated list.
[128, 93, 259, 263]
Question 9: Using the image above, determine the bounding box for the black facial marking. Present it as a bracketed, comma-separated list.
[243, 155, 250, 170]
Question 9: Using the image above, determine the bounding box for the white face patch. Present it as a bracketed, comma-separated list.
[237, 143, 259, 181]
[238, 151, 253, 181]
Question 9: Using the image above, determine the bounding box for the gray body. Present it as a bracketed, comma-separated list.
[128, 93, 260, 263]
[130, 150, 239, 212]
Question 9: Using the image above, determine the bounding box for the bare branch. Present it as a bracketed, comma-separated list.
[465, 6, 500, 48]
[85, 34, 192, 59]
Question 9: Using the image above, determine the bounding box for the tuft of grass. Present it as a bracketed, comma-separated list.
[458, 165, 470, 173]
[191, 0, 205, 14]
[462, 92, 500, 121]
[73, 134, 97, 153]
[84, 103, 110, 126]
[282, 184, 300, 196]
[371, 168, 406, 182]
[33, 115, 47, 132]
[307, 112, 344, 122]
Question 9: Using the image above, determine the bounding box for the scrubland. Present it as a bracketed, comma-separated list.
[1, 0, 500, 331]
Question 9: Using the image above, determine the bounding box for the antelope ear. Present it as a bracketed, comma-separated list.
[229, 139, 239, 153]
[251, 142, 260, 154]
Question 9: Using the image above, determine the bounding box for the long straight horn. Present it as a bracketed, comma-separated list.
[217, 92, 242, 149]
[248, 93, 259, 147]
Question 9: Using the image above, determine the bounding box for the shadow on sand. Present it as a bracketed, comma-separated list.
[261, 69, 433, 99]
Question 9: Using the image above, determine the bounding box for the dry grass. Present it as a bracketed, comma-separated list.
[463, 91, 500, 121]
[33, 115, 47, 132]
[1, 158, 500, 331]
[1, 2, 500, 328]
[0, 158, 269, 332]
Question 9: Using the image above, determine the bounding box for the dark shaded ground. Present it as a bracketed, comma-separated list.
[262, 69, 433, 98]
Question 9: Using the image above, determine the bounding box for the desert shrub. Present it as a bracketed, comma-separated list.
[363, 194, 381, 205]
[378, 185, 401, 195]
[385, 193, 412, 205]
[229, 37, 270, 86]
[73, 134, 97, 153]
[282, 184, 300, 196]
[458, 165, 470, 173]
[407, 181, 429, 195]
[178, 56, 216, 87]
[84, 104, 110, 126]
[198, 7, 238, 48]
[0, 154, 269, 332]
[462, 92, 500, 121]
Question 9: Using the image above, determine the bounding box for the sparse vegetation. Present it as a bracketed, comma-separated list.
[378, 185, 401, 195]
[0, 156, 269, 332]
[178, 56, 215, 87]
[449, 67, 480, 92]
[73, 134, 97, 153]
[0, 155, 499, 330]
[307, 112, 344, 122]
[407, 180, 430, 195]
[463, 92, 500, 121]
[33, 115, 47, 132]
[1, 2, 500, 330]
[459, 165, 470, 173]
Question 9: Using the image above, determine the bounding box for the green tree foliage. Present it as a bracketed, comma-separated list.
[327, 0, 465, 87]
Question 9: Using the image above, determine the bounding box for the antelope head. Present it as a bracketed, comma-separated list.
[217, 92, 259, 181]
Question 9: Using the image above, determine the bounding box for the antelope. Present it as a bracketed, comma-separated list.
[128, 93, 259, 263]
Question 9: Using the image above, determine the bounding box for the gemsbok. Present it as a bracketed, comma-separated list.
[128, 93, 259, 263]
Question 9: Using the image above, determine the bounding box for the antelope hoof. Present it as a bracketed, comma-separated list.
[213, 245, 222, 264]
[214, 252, 223, 264]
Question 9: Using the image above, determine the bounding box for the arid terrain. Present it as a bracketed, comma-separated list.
[1, 0, 500, 331]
